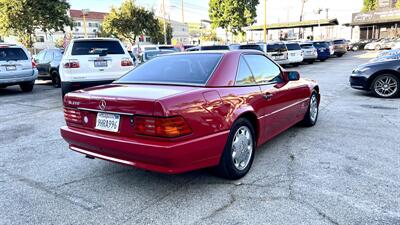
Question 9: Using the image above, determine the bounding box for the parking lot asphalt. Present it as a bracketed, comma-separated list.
[0, 51, 399, 225]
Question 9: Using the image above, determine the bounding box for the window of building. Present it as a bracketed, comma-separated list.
[36, 36, 45, 43]
[73, 21, 81, 27]
[88, 22, 99, 28]
[145, 37, 151, 42]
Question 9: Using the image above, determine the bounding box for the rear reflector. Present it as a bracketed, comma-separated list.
[64, 107, 82, 124]
[134, 116, 192, 138]
[121, 58, 133, 67]
[31, 59, 36, 68]
[63, 60, 80, 68]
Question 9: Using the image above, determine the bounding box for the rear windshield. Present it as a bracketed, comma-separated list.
[71, 40, 125, 55]
[334, 40, 345, 44]
[0, 48, 28, 61]
[286, 43, 301, 51]
[239, 45, 263, 52]
[201, 45, 229, 51]
[267, 43, 287, 52]
[300, 44, 314, 49]
[117, 54, 222, 85]
[313, 42, 329, 48]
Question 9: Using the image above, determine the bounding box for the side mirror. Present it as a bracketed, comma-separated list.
[283, 71, 300, 81]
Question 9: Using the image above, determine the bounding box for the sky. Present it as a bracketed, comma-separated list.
[67, 0, 363, 24]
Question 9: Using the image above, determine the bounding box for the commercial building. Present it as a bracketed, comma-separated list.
[348, 0, 400, 40]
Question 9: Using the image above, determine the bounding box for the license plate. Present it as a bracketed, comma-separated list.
[6, 66, 16, 71]
[95, 113, 120, 132]
[291, 53, 296, 56]
[94, 60, 107, 67]
[273, 55, 283, 60]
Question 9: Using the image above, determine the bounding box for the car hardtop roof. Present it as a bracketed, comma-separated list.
[166, 49, 263, 56]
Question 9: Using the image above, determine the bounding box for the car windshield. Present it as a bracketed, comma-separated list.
[286, 43, 301, 51]
[267, 43, 286, 52]
[0, 48, 28, 61]
[238, 45, 263, 52]
[313, 42, 329, 48]
[71, 40, 125, 55]
[201, 45, 229, 50]
[117, 53, 222, 85]
[300, 44, 314, 49]
[144, 51, 173, 60]
[334, 40, 345, 44]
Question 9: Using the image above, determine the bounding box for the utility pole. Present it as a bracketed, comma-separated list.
[163, 0, 167, 44]
[263, 0, 267, 42]
[299, 0, 307, 39]
[181, 0, 184, 23]
[82, 9, 89, 38]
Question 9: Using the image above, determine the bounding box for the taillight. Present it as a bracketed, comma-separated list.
[121, 58, 133, 67]
[31, 59, 36, 68]
[134, 116, 192, 138]
[64, 107, 82, 124]
[63, 59, 80, 68]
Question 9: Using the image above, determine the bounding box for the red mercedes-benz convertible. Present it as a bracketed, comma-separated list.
[61, 50, 320, 179]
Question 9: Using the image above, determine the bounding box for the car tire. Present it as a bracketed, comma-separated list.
[292, 63, 299, 67]
[51, 70, 61, 88]
[300, 91, 319, 127]
[61, 83, 72, 97]
[337, 53, 344, 57]
[19, 81, 34, 92]
[215, 118, 256, 180]
[371, 74, 399, 98]
[320, 59, 326, 62]
[308, 60, 314, 64]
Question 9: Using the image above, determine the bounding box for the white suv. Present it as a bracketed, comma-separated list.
[60, 38, 134, 96]
[285, 42, 304, 66]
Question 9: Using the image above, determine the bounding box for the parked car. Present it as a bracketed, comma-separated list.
[332, 39, 347, 57]
[186, 45, 230, 51]
[300, 43, 318, 63]
[364, 39, 385, 50]
[61, 50, 320, 179]
[326, 41, 335, 56]
[0, 43, 38, 92]
[259, 42, 289, 65]
[285, 42, 303, 66]
[60, 38, 134, 96]
[158, 45, 180, 52]
[234, 44, 264, 52]
[382, 39, 400, 50]
[35, 48, 63, 87]
[348, 40, 370, 51]
[312, 41, 330, 61]
[140, 49, 175, 64]
[350, 59, 400, 98]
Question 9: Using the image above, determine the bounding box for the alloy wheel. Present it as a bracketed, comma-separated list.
[310, 94, 318, 122]
[373, 75, 398, 98]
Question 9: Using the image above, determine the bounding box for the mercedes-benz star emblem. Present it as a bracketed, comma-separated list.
[99, 100, 106, 111]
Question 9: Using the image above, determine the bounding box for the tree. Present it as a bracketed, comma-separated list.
[362, 0, 378, 12]
[0, 0, 72, 47]
[396, 0, 400, 9]
[102, 0, 171, 44]
[152, 20, 173, 44]
[209, 0, 259, 36]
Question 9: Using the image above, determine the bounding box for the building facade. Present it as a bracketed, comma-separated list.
[349, 0, 400, 40]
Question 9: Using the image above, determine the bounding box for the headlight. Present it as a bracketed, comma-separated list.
[353, 67, 370, 74]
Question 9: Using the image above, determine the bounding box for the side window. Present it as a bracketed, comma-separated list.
[235, 57, 256, 85]
[243, 55, 283, 84]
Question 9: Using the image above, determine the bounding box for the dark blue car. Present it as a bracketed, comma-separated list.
[312, 41, 330, 61]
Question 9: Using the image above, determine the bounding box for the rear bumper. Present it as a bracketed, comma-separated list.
[60, 126, 229, 174]
[0, 69, 38, 86]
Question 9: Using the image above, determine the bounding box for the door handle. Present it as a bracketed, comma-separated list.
[263, 92, 273, 100]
